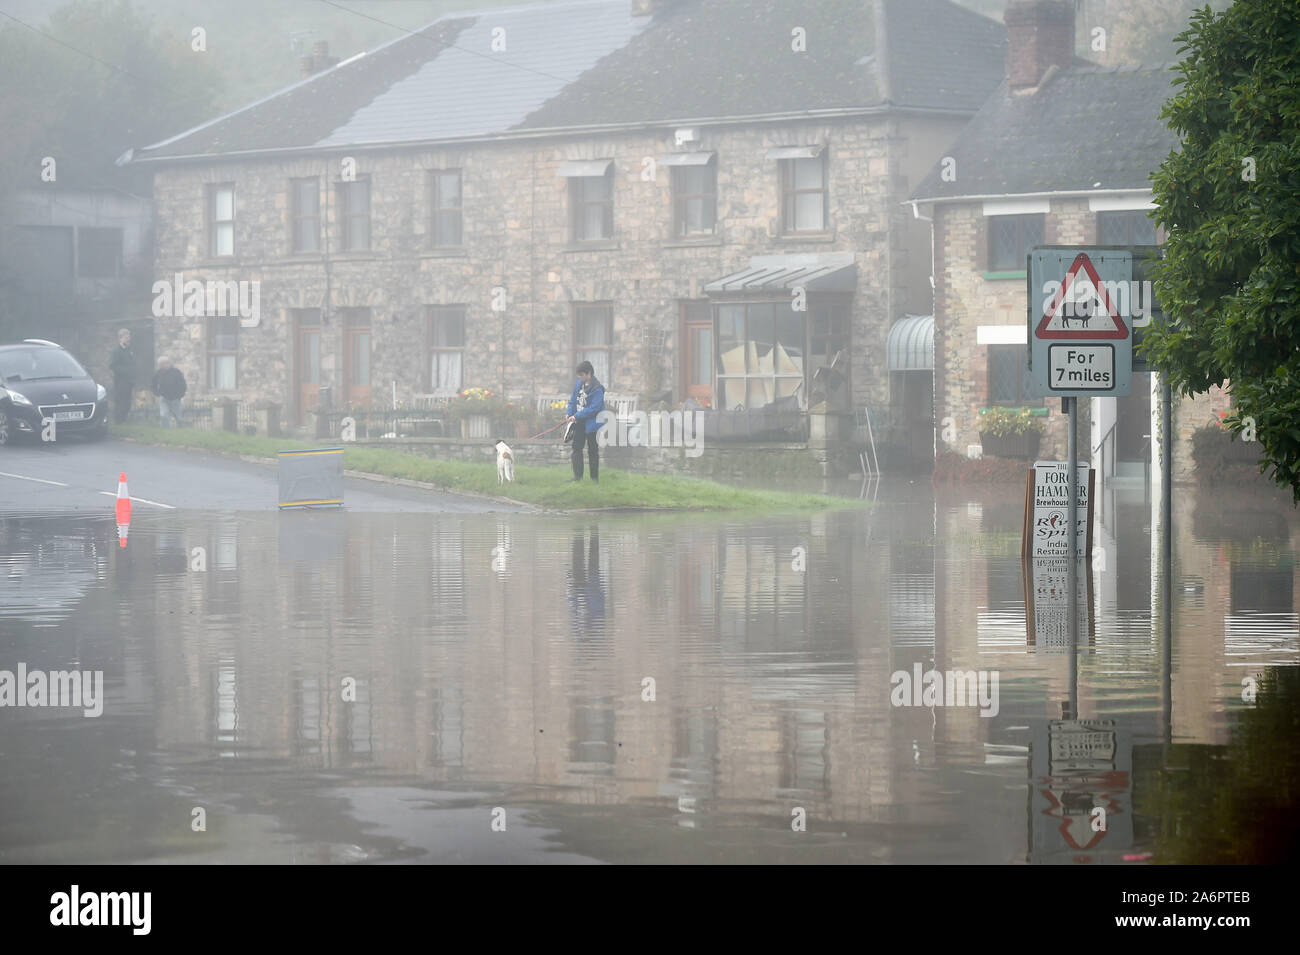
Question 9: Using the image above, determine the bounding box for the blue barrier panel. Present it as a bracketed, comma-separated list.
[278, 447, 345, 509]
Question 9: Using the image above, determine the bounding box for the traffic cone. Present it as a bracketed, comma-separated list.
[115, 472, 131, 548]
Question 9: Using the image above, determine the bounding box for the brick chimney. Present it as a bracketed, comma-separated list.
[313, 40, 339, 73]
[1005, 0, 1075, 90]
[300, 40, 339, 77]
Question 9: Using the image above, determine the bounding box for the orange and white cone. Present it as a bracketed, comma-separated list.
[115, 472, 131, 548]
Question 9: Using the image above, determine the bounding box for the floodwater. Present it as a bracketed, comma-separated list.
[1, 479, 1298, 864]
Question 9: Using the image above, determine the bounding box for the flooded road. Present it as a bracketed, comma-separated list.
[1, 469, 1297, 863]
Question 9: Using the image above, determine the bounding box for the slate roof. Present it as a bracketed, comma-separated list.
[910, 64, 1180, 201]
[132, 0, 1006, 164]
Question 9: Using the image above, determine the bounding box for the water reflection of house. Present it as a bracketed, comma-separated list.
[124, 0, 1006, 452]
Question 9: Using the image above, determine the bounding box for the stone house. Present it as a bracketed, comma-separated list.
[911, 0, 1232, 483]
[911, 1, 1164, 469]
[124, 0, 1007, 448]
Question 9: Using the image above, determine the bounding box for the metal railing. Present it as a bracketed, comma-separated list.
[315, 408, 449, 438]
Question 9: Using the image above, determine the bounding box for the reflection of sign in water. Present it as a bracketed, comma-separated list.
[1022, 461, 1093, 559]
[1049, 719, 1116, 773]
[1030, 719, 1133, 862]
[1023, 558, 1093, 650]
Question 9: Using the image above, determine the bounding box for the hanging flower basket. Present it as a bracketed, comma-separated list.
[978, 430, 1041, 459]
[978, 407, 1045, 459]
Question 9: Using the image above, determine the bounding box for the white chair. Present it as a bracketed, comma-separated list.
[537, 394, 569, 415]
[413, 392, 455, 410]
[604, 393, 638, 423]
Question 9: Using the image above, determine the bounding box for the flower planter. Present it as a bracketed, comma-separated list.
[979, 430, 1041, 460]
[461, 414, 491, 439]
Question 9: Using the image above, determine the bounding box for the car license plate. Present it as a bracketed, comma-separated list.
[53, 411, 84, 421]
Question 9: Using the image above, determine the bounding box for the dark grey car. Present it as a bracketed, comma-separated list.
[0, 340, 109, 445]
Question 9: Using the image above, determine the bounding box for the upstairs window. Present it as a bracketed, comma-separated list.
[669, 155, 716, 236]
[774, 147, 827, 233]
[208, 184, 235, 257]
[290, 178, 320, 253]
[338, 177, 371, 252]
[987, 214, 1043, 272]
[563, 161, 613, 242]
[429, 170, 463, 247]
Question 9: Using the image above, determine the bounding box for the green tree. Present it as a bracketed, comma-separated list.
[0, 0, 222, 192]
[1145, 0, 1300, 500]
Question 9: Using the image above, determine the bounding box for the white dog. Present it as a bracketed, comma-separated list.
[494, 438, 514, 484]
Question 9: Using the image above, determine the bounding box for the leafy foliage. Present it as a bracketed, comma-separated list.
[0, 0, 223, 190]
[977, 406, 1045, 437]
[1145, 0, 1300, 500]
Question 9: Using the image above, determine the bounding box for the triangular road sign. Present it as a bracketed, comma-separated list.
[1036, 253, 1129, 340]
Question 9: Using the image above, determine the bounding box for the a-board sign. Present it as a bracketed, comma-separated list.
[1021, 461, 1094, 558]
[1022, 557, 1094, 651]
[1028, 248, 1134, 397]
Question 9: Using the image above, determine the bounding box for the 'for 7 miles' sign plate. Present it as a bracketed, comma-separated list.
[1048, 344, 1114, 390]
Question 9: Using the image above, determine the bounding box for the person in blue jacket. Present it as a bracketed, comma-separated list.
[566, 360, 605, 482]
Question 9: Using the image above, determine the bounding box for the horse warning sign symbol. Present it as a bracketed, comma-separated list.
[1036, 253, 1130, 340]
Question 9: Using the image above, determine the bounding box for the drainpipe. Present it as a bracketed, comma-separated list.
[911, 199, 937, 462]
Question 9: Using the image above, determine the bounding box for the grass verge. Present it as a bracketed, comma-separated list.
[113, 424, 861, 512]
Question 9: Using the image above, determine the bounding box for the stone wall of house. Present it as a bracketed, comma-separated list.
[148, 112, 967, 433]
[1172, 385, 1233, 484]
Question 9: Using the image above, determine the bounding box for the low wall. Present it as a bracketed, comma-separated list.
[350, 436, 833, 483]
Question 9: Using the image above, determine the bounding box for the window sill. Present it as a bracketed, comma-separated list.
[662, 235, 722, 249]
[421, 247, 468, 259]
[983, 270, 1027, 281]
[775, 231, 836, 244]
[331, 251, 383, 261]
[563, 241, 619, 252]
[980, 406, 1048, 415]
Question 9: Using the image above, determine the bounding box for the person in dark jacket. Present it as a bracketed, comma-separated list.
[566, 361, 606, 482]
[151, 356, 187, 427]
[108, 328, 136, 424]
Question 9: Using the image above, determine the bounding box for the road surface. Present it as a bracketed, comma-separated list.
[0, 437, 523, 514]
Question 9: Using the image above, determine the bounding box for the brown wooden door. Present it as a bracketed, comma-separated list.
[682, 303, 713, 406]
[295, 320, 320, 425]
[343, 311, 371, 409]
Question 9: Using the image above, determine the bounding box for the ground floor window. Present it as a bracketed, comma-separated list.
[713, 299, 848, 410]
[428, 306, 465, 392]
[209, 316, 238, 390]
[575, 304, 612, 385]
[987, 344, 1037, 406]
